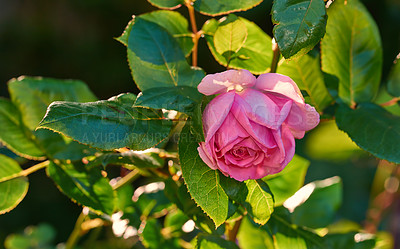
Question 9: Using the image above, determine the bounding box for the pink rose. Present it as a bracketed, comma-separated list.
[197, 69, 320, 181]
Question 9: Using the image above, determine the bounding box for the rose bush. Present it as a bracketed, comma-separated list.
[197, 69, 320, 181]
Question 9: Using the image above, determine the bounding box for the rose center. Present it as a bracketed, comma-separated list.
[232, 147, 248, 157]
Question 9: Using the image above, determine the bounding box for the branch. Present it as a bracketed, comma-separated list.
[0, 160, 50, 183]
[270, 38, 280, 73]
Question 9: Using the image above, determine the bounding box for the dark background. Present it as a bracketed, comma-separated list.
[0, 0, 399, 247]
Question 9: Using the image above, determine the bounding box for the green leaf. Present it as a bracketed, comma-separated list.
[8, 76, 97, 130]
[127, 17, 204, 91]
[0, 155, 29, 214]
[164, 180, 216, 233]
[214, 15, 248, 62]
[135, 86, 203, 114]
[164, 209, 189, 234]
[33, 130, 96, 161]
[335, 103, 400, 164]
[147, 0, 183, 10]
[193, 0, 262, 16]
[242, 179, 274, 225]
[387, 55, 400, 97]
[263, 154, 310, 206]
[321, 0, 383, 106]
[266, 207, 325, 249]
[46, 161, 116, 214]
[88, 151, 163, 169]
[305, 120, 361, 161]
[6, 76, 97, 160]
[142, 219, 181, 249]
[324, 232, 376, 249]
[0, 98, 45, 160]
[196, 234, 240, 249]
[179, 123, 229, 227]
[272, 0, 327, 59]
[291, 177, 342, 229]
[277, 52, 333, 112]
[203, 16, 273, 74]
[189, 102, 206, 142]
[4, 224, 56, 249]
[37, 93, 172, 151]
[118, 11, 193, 57]
[237, 216, 274, 249]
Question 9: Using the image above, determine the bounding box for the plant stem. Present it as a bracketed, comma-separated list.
[270, 39, 280, 73]
[0, 160, 50, 183]
[65, 212, 87, 249]
[186, 0, 201, 67]
[227, 217, 243, 242]
[380, 97, 400, 107]
[112, 168, 140, 190]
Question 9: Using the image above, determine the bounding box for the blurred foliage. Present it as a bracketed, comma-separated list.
[0, 0, 399, 248]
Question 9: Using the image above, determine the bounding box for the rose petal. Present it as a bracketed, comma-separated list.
[230, 94, 277, 149]
[254, 73, 304, 104]
[285, 103, 320, 136]
[214, 112, 249, 150]
[202, 91, 235, 143]
[198, 143, 217, 170]
[240, 88, 291, 129]
[267, 91, 320, 138]
[198, 69, 256, 95]
[223, 163, 270, 181]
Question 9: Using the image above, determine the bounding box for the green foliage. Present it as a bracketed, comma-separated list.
[196, 234, 240, 249]
[4, 224, 56, 249]
[122, 15, 204, 90]
[135, 86, 202, 114]
[164, 180, 216, 233]
[213, 15, 248, 63]
[179, 123, 230, 227]
[193, 0, 262, 16]
[0, 155, 29, 215]
[8, 76, 97, 130]
[141, 218, 181, 249]
[46, 161, 116, 215]
[321, 0, 383, 106]
[0, 98, 45, 160]
[147, 0, 183, 10]
[277, 52, 333, 112]
[291, 177, 342, 229]
[305, 121, 362, 161]
[120, 10, 194, 58]
[263, 154, 310, 206]
[324, 232, 376, 249]
[203, 15, 273, 74]
[0, 0, 397, 248]
[266, 207, 325, 249]
[387, 56, 400, 97]
[272, 0, 327, 59]
[37, 93, 172, 151]
[180, 123, 275, 226]
[242, 179, 274, 225]
[237, 217, 274, 249]
[87, 151, 164, 169]
[336, 103, 400, 164]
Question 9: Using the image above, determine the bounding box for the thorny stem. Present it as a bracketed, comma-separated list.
[380, 97, 400, 107]
[270, 39, 280, 73]
[227, 217, 243, 242]
[0, 160, 50, 183]
[186, 0, 201, 67]
[112, 168, 140, 190]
